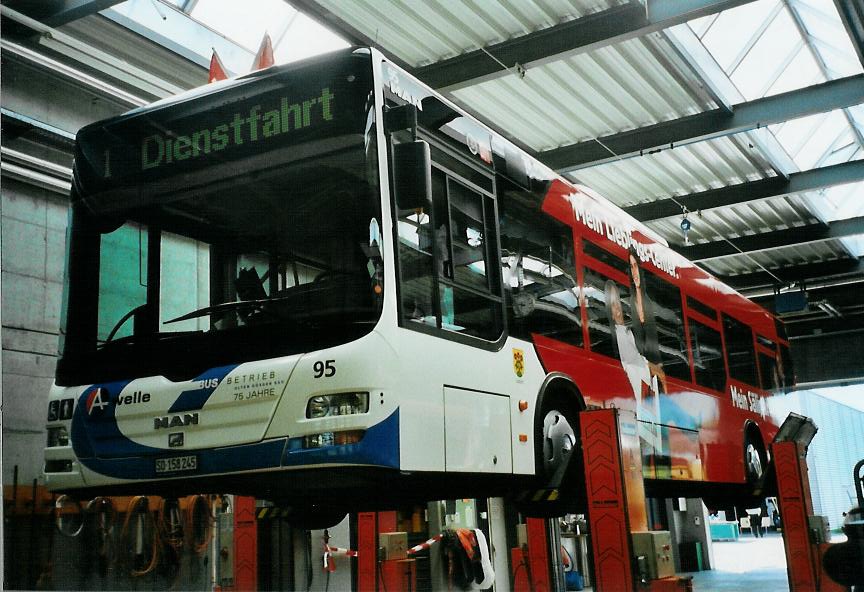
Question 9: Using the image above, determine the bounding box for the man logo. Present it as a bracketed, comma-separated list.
[86, 388, 110, 415]
[154, 413, 199, 430]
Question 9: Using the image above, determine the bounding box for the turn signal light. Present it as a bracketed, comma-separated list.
[518, 400, 528, 412]
[303, 430, 365, 449]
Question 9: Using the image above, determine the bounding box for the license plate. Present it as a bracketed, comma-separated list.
[155, 455, 197, 474]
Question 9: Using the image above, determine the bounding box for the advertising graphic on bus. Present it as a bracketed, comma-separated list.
[44, 47, 793, 516]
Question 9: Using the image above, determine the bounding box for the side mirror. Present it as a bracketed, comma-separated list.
[392, 140, 432, 211]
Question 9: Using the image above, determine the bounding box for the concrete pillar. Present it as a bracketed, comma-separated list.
[487, 497, 511, 592]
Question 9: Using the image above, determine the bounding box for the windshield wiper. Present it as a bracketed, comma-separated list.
[163, 296, 288, 324]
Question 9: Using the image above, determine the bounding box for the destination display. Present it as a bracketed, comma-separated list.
[73, 52, 373, 205]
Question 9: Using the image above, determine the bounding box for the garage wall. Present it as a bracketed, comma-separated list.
[2, 179, 70, 485]
[769, 390, 864, 532]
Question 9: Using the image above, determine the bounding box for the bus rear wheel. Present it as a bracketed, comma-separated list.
[744, 427, 768, 494]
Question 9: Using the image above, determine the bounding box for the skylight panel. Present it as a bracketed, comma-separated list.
[793, 0, 863, 77]
[190, 0, 296, 51]
[824, 178, 864, 221]
[699, 0, 780, 72]
[730, 8, 800, 101]
[765, 46, 824, 96]
[792, 111, 848, 170]
[273, 11, 350, 64]
[769, 111, 834, 163]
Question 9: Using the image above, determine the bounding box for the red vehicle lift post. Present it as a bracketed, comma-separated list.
[771, 413, 845, 592]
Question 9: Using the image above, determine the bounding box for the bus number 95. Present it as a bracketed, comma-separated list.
[313, 360, 336, 378]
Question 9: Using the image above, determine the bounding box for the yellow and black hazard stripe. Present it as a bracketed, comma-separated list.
[256, 506, 291, 520]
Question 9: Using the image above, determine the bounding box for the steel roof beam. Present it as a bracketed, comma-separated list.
[833, 0, 864, 71]
[413, 0, 757, 91]
[542, 74, 864, 172]
[40, 0, 125, 27]
[678, 215, 864, 261]
[625, 158, 864, 221]
[722, 257, 864, 290]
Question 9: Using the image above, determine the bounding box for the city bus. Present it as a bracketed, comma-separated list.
[44, 46, 794, 522]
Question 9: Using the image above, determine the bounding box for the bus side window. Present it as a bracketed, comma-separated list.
[498, 179, 582, 347]
[395, 145, 503, 343]
[758, 350, 779, 391]
[689, 319, 726, 392]
[686, 296, 717, 321]
[779, 343, 795, 389]
[755, 335, 779, 391]
[643, 272, 690, 382]
[498, 178, 583, 347]
[436, 175, 502, 340]
[583, 267, 628, 357]
[395, 168, 439, 328]
[722, 314, 759, 387]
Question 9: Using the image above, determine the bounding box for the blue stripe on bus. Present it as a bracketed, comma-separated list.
[73, 409, 400, 480]
[76, 438, 288, 480]
[168, 364, 238, 413]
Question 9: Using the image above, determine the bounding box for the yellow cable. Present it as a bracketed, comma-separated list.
[119, 496, 159, 577]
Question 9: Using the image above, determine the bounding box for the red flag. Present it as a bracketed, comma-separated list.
[250, 32, 275, 71]
[208, 50, 229, 83]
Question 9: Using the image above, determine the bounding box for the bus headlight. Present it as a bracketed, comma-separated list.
[47, 426, 70, 447]
[305, 392, 369, 418]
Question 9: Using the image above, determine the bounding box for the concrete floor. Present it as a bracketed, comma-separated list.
[685, 532, 789, 591]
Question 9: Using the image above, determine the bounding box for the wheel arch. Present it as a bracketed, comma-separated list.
[535, 372, 587, 420]
[532, 372, 587, 480]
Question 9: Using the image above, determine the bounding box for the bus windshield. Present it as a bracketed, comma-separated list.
[57, 51, 382, 385]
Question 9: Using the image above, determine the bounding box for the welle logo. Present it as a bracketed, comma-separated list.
[85, 387, 151, 415]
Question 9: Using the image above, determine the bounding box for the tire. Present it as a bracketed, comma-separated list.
[541, 408, 577, 488]
[517, 395, 584, 517]
[744, 428, 768, 491]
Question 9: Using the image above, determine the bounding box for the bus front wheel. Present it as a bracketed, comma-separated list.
[542, 408, 577, 488]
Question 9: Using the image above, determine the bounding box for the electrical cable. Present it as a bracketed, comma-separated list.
[186, 495, 212, 557]
[156, 498, 184, 589]
[377, 560, 388, 592]
[86, 497, 116, 565]
[54, 495, 84, 538]
[159, 498, 184, 552]
[118, 496, 160, 578]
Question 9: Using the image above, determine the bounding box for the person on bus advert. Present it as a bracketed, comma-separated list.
[628, 247, 666, 393]
[605, 280, 661, 451]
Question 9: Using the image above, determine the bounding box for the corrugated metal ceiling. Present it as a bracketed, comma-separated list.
[312, 0, 630, 67]
[571, 134, 776, 209]
[451, 34, 716, 151]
